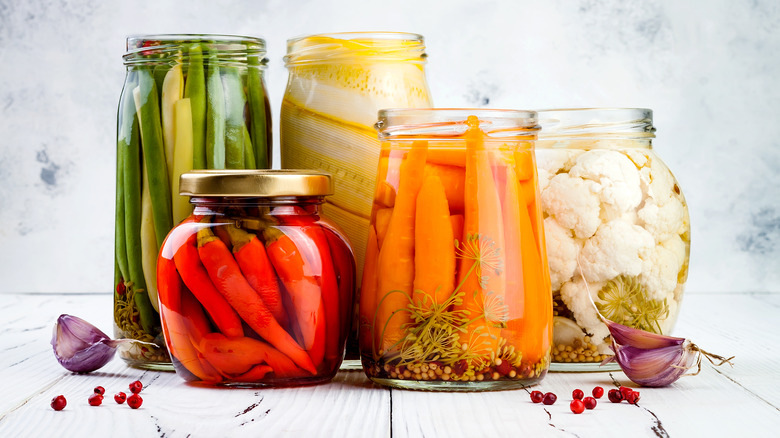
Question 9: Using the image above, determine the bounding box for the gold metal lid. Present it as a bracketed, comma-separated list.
[179, 170, 333, 197]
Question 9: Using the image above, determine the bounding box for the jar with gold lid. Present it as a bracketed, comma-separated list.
[157, 170, 355, 386]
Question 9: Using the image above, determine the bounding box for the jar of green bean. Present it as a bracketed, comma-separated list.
[115, 34, 271, 369]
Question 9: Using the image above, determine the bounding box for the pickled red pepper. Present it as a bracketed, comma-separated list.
[362, 114, 550, 383]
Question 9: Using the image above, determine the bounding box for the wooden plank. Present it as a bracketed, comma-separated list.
[1, 292, 779, 437]
[0, 294, 391, 437]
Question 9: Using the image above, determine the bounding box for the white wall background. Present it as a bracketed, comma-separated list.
[0, 0, 777, 294]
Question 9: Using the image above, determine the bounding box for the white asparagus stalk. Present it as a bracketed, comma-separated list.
[161, 62, 184, 188]
[172, 98, 194, 225]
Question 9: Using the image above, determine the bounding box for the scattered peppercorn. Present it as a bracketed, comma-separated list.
[530, 390, 544, 403]
[88, 393, 103, 406]
[608, 388, 624, 403]
[542, 392, 557, 405]
[50, 395, 67, 411]
[114, 392, 127, 404]
[129, 380, 143, 394]
[592, 386, 604, 399]
[93, 386, 105, 395]
[583, 396, 597, 410]
[570, 399, 585, 414]
[127, 394, 143, 409]
[625, 390, 641, 405]
[572, 388, 584, 400]
[619, 386, 633, 399]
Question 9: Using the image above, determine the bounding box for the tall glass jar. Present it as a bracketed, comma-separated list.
[360, 109, 552, 391]
[157, 170, 355, 386]
[115, 34, 272, 369]
[280, 32, 433, 366]
[535, 109, 690, 371]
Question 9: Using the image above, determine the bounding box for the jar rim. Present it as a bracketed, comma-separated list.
[536, 108, 655, 139]
[179, 170, 333, 197]
[376, 108, 539, 139]
[285, 32, 426, 66]
[124, 34, 267, 64]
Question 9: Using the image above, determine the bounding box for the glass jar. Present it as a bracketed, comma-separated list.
[360, 109, 552, 391]
[280, 32, 433, 366]
[115, 34, 272, 369]
[157, 170, 355, 386]
[535, 109, 690, 372]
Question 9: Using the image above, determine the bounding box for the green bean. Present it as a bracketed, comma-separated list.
[206, 54, 225, 169]
[247, 55, 270, 168]
[119, 73, 157, 334]
[114, 138, 128, 282]
[184, 44, 206, 169]
[222, 65, 245, 169]
[134, 67, 173, 248]
[243, 124, 255, 169]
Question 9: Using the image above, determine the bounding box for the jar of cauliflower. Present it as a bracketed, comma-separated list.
[536, 108, 690, 372]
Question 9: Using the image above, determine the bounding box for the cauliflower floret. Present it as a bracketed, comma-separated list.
[645, 156, 675, 201]
[579, 220, 655, 283]
[639, 242, 683, 301]
[535, 149, 582, 175]
[559, 278, 610, 346]
[623, 148, 649, 169]
[537, 168, 553, 193]
[541, 173, 601, 239]
[543, 217, 581, 291]
[638, 196, 685, 243]
[569, 150, 642, 221]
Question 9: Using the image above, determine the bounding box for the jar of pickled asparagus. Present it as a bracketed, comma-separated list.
[535, 109, 690, 372]
[360, 109, 552, 391]
[157, 170, 355, 386]
[281, 32, 433, 367]
[115, 35, 272, 369]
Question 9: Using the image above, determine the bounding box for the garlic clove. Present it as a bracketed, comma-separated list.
[613, 340, 698, 387]
[51, 314, 156, 373]
[605, 319, 685, 350]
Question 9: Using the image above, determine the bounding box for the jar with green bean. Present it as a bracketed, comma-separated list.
[115, 34, 272, 369]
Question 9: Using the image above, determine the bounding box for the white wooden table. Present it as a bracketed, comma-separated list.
[1, 292, 778, 437]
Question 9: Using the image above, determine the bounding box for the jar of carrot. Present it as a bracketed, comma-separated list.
[157, 170, 355, 387]
[360, 109, 552, 391]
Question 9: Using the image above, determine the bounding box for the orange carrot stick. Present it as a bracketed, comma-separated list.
[225, 225, 290, 328]
[412, 174, 455, 309]
[374, 207, 392, 250]
[453, 116, 506, 363]
[173, 233, 244, 338]
[197, 226, 317, 374]
[374, 140, 428, 356]
[450, 214, 464, 248]
[359, 225, 379, 354]
[425, 163, 465, 213]
[513, 165, 552, 364]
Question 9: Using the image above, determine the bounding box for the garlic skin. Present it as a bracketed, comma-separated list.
[603, 319, 734, 387]
[51, 314, 123, 373]
[612, 339, 698, 387]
